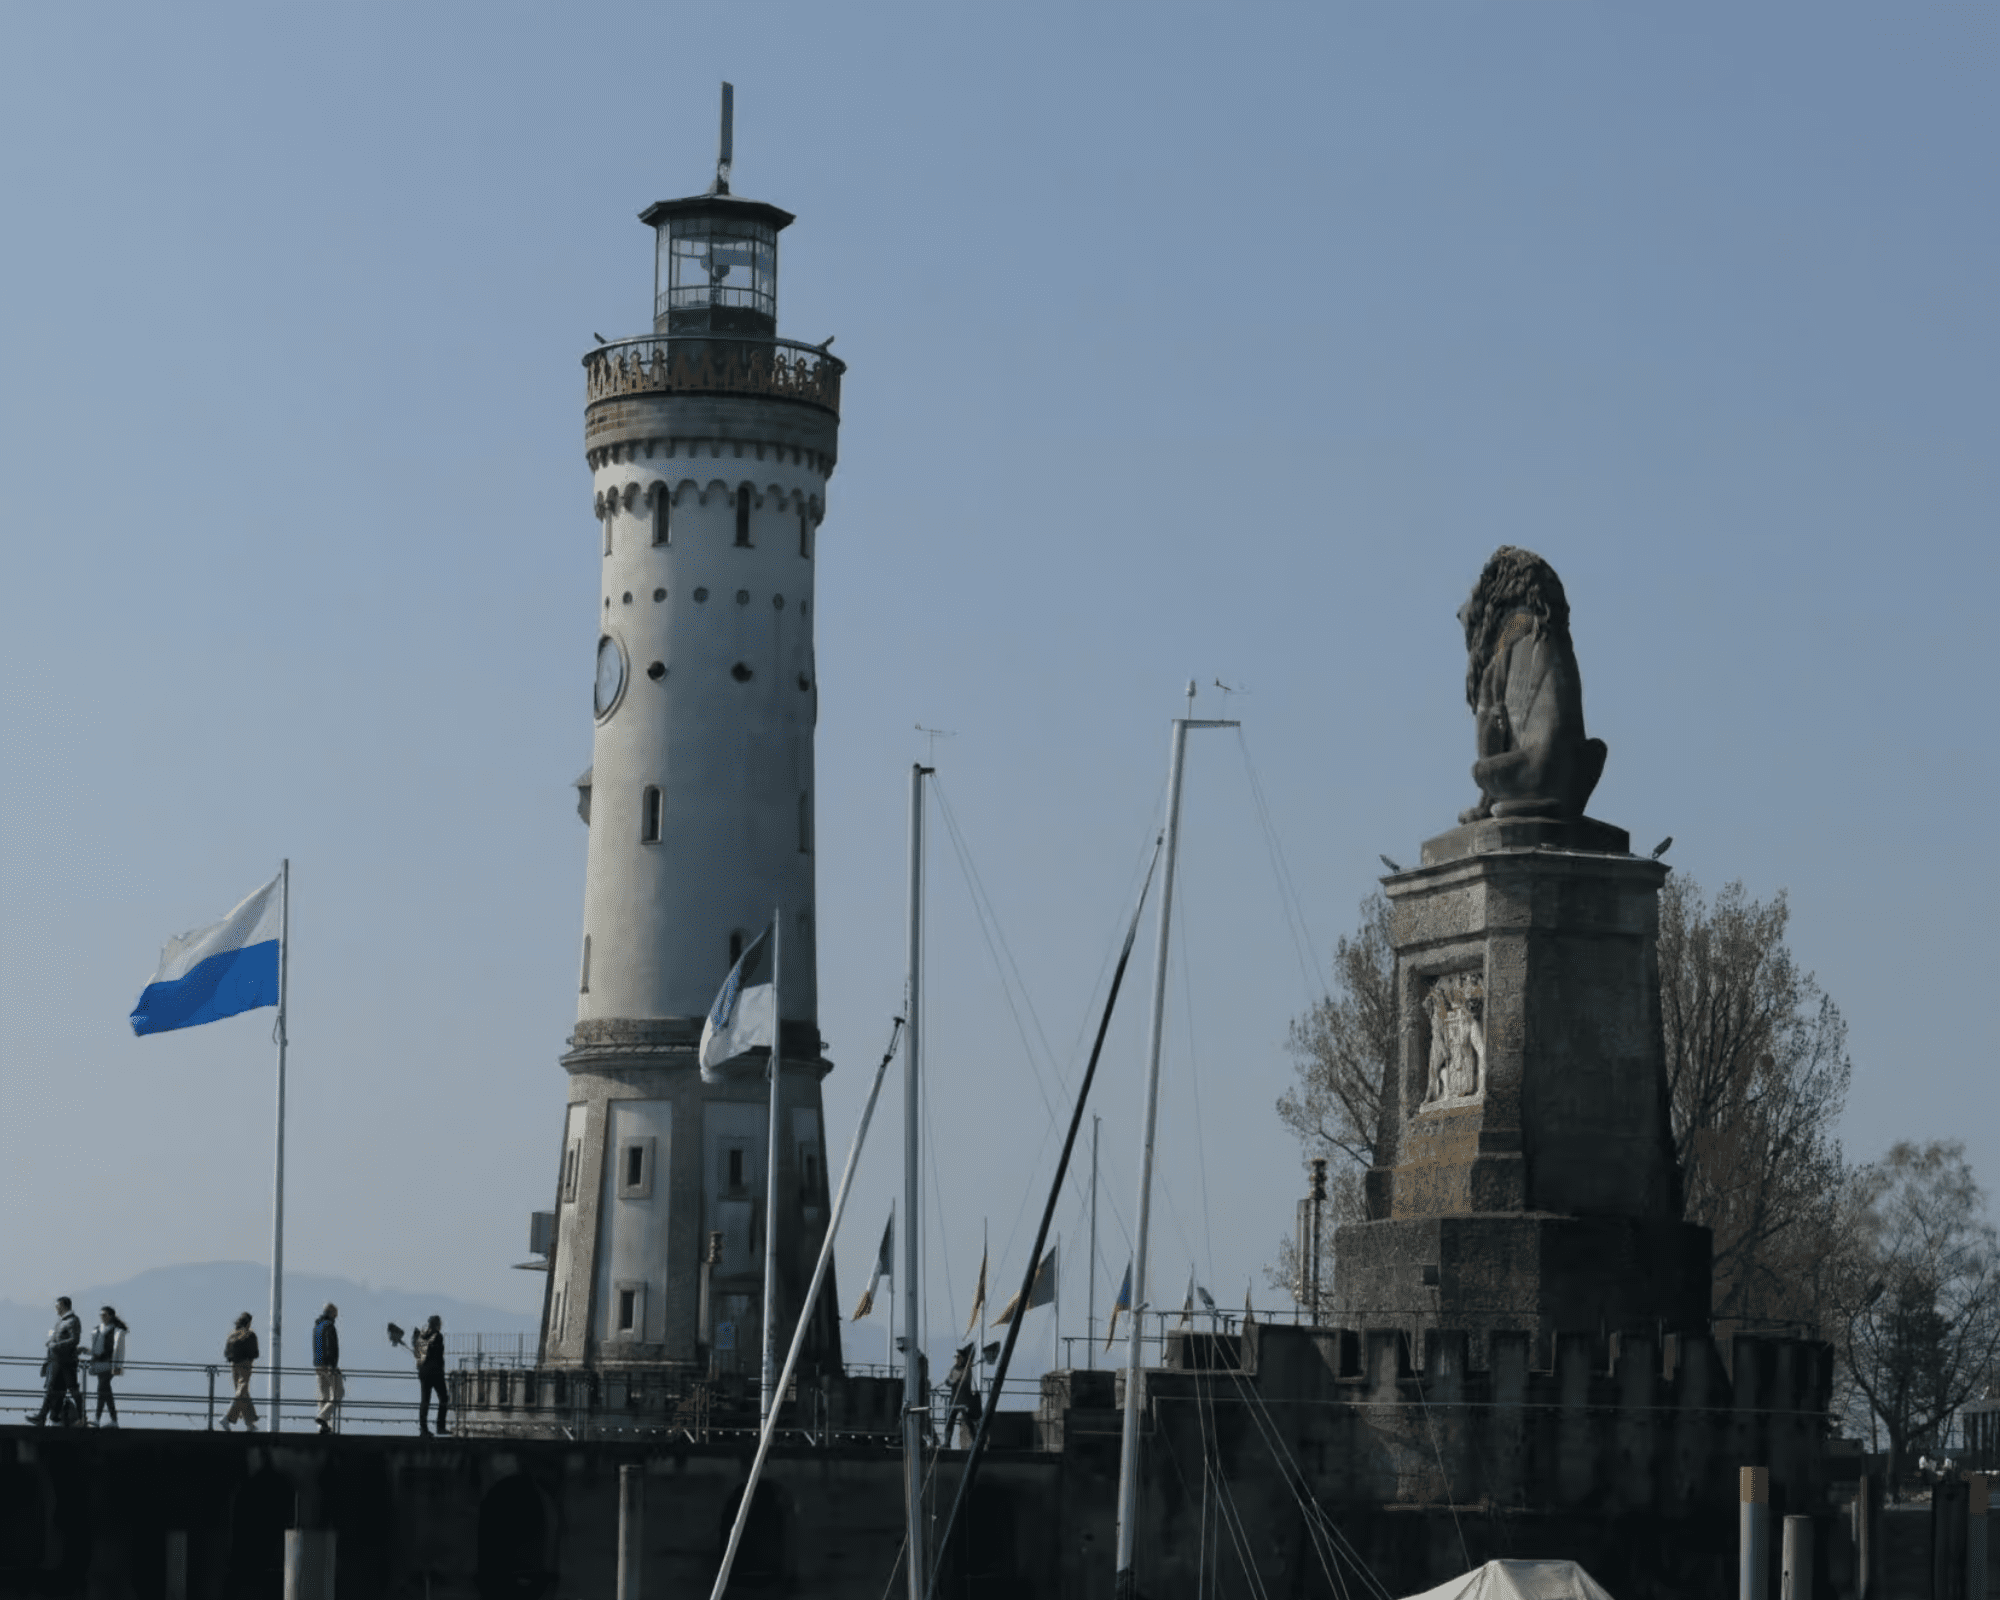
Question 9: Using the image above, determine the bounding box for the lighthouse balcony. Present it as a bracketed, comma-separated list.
[584, 334, 843, 417]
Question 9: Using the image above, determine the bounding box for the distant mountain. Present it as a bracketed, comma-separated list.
[0, 1262, 539, 1371]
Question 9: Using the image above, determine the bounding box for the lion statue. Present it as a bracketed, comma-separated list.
[1456, 546, 1606, 824]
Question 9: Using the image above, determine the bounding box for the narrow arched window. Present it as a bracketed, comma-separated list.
[729, 929, 744, 967]
[579, 934, 591, 994]
[652, 485, 670, 547]
[798, 509, 811, 559]
[734, 485, 753, 547]
[602, 510, 613, 558]
[640, 786, 662, 843]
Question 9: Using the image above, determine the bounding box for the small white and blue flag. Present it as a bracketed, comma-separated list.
[698, 925, 774, 1081]
[130, 873, 283, 1036]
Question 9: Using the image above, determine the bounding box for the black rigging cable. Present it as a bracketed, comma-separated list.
[922, 830, 1165, 1600]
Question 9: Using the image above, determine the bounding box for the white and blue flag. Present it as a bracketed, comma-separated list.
[130, 873, 282, 1036]
[698, 925, 774, 1081]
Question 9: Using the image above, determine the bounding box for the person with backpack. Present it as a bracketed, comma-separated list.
[410, 1315, 450, 1437]
[87, 1307, 129, 1427]
[222, 1312, 260, 1431]
[27, 1297, 83, 1426]
[312, 1303, 342, 1435]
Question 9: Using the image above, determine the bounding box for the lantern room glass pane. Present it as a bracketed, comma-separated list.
[656, 217, 777, 323]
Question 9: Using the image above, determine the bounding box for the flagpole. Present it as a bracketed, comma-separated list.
[1053, 1232, 1061, 1372]
[269, 858, 289, 1433]
[903, 763, 930, 1600]
[761, 906, 783, 1426]
[1088, 1116, 1099, 1370]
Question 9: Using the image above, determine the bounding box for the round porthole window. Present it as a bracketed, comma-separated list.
[653, 588, 666, 602]
[693, 587, 709, 603]
[772, 594, 785, 610]
[731, 663, 753, 682]
[647, 661, 666, 681]
[735, 589, 750, 606]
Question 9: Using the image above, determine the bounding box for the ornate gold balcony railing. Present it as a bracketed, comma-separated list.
[584, 335, 844, 417]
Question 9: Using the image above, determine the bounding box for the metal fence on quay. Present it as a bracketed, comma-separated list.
[3, 1355, 438, 1435]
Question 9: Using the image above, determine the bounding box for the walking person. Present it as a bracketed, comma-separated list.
[312, 1303, 343, 1435]
[87, 1307, 128, 1428]
[27, 1297, 83, 1426]
[222, 1312, 260, 1431]
[411, 1315, 449, 1437]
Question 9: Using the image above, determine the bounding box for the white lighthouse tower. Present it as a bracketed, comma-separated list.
[535, 94, 846, 1390]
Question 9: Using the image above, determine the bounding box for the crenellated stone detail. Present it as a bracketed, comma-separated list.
[592, 477, 824, 523]
[588, 436, 835, 476]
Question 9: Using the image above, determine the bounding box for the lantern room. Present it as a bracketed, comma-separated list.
[641, 192, 795, 338]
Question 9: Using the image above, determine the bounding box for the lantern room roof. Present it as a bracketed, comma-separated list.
[638, 190, 795, 233]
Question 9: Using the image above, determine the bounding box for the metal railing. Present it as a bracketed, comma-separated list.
[583, 335, 844, 416]
[444, 1331, 535, 1367]
[4, 1355, 441, 1434]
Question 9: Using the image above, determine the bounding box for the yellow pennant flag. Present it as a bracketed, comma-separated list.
[964, 1249, 988, 1338]
[992, 1245, 1058, 1327]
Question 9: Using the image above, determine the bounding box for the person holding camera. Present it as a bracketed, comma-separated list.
[222, 1313, 260, 1431]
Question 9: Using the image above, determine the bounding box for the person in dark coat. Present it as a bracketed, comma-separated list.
[312, 1303, 343, 1434]
[28, 1298, 83, 1426]
[222, 1312, 260, 1431]
[410, 1315, 449, 1436]
[87, 1307, 128, 1427]
[942, 1341, 983, 1449]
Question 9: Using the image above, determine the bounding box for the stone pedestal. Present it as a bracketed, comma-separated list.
[1333, 816, 1711, 1347]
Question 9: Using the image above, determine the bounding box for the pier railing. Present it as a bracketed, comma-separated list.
[3, 1354, 440, 1434]
[583, 335, 844, 416]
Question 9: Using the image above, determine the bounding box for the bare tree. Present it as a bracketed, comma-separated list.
[1832, 1141, 2000, 1489]
[1273, 894, 1396, 1313]
[1657, 876, 1854, 1331]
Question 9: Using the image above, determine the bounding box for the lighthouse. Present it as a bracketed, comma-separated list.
[535, 91, 846, 1386]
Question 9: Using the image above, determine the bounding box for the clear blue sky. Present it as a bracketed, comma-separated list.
[2, 4, 1993, 1372]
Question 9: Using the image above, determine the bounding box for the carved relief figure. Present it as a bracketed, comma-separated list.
[1423, 973, 1486, 1105]
[1456, 546, 1608, 824]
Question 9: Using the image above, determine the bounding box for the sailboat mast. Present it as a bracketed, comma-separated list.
[903, 762, 931, 1600]
[1114, 701, 1235, 1597]
[761, 906, 783, 1424]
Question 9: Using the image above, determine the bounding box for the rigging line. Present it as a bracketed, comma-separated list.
[1184, 1352, 1312, 1600]
[932, 773, 1143, 1252]
[1060, 763, 1175, 1073]
[1210, 1463, 1273, 1600]
[926, 784, 1070, 1277]
[931, 775, 1067, 1092]
[1418, 1284, 1472, 1574]
[922, 1060, 954, 1357]
[1234, 726, 1324, 1001]
[1171, 838, 1217, 1282]
[1219, 1364, 1394, 1600]
[929, 775, 1064, 1119]
[923, 830, 1164, 1600]
[1211, 1351, 1377, 1597]
[1234, 722, 1321, 990]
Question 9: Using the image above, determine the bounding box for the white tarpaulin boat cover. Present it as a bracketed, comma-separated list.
[1402, 1559, 1616, 1600]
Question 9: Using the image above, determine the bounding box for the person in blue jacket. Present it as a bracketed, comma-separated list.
[312, 1303, 342, 1435]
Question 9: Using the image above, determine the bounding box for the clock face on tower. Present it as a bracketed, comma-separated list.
[594, 635, 626, 720]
